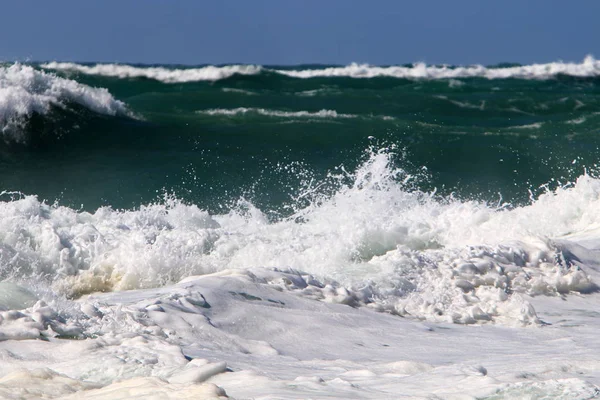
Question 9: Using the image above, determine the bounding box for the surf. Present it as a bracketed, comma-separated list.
[41, 55, 600, 82]
[1, 148, 599, 326]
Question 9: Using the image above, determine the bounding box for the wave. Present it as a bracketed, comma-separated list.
[41, 56, 600, 82]
[0, 64, 130, 143]
[276, 56, 600, 80]
[511, 122, 544, 129]
[196, 107, 395, 121]
[2, 149, 599, 326]
[294, 88, 342, 97]
[42, 62, 263, 83]
[196, 107, 357, 119]
[221, 87, 257, 95]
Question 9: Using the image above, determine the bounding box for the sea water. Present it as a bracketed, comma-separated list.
[1, 59, 600, 398]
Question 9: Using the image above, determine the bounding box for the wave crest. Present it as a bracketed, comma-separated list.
[42, 62, 263, 83]
[0, 64, 130, 143]
[196, 107, 395, 121]
[196, 107, 356, 119]
[276, 56, 600, 79]
[41, 56, 600, 82]
[2, 150, 600, 325]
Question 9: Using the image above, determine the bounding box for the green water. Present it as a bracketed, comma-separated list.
[2, 64, 600, 212]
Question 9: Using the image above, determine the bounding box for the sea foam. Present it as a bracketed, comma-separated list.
[196, 107, 395, 121]
[197, 107, 357, 119]
[1, 150, 599, 325]
[3, 150, 600, 398]
[42, 56, 600, 82]
[276, 55, 600, 80]
[0, 64, 129, 143]
[42, 62, 263, 83]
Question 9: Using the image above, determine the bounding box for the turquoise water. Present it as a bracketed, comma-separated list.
[2, 61, 600, 212]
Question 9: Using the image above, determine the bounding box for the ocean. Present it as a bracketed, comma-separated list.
[1, 59, 600, 398]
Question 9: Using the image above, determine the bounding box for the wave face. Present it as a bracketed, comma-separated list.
[1, 60, 600, 328]
[0, 64, 130, 143]
[42, 56, 600, 82]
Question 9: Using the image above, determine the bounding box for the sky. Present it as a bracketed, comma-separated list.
[2, 0, 599, 66]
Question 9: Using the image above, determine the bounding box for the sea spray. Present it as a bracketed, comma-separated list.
[1, 149, 598, 324]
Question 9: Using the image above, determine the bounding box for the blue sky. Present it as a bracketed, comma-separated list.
[2, 0, 599, 65]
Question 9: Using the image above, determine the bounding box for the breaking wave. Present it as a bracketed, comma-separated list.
[0, 64, 131, 144]
[196, 108, 396, 121]
[196, 107, 357, 119]
[41, 56, 600, 83]
[276, 56, 600, 80]
[2, 149, 599, 325]
[42, 62, 263, 83]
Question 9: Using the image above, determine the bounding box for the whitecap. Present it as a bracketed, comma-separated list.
[196, 107, 357, 119]
[196, 107, 395, 121]
[276, 55, 600, 80]
[43, 56, 600, 83]
[42, 62, 262, 83]
[0, 63, 130, 142]
[2, 150, 600, 325]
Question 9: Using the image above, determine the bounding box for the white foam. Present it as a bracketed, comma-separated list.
[511, 122, 544, 129]
[197, 107, 395, 121]
[448, 79, 465, 88]
[221, 87, 257, 95]
[275, 55, 600, 80]
[294, 88, 341, 97]
[0, 300, 83, 341]
[2, 273, 600, 398]
[196, 107, 356, 119]
[41, 56, 600, 83]
[42, 62, 263, 83]
[566, 116, 587, 125]
[2, 150, 600, 325]
[0, 64, 130, 142]
[448, 99, 486, 110]
[0, 283, 38, 311]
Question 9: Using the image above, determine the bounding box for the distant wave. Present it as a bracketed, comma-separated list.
[1, 64, 130, 143]
[221, 88, 257, 95]
[42, 62, 263, 83]
[196, 107, 395, 121]
[42, 56, 600, 82]
[197, 107, 357, 119]
[276, 56, 600, 80]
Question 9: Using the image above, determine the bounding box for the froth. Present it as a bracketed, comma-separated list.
[197, 107, 356, 119]
[276, 56, 600, 80]
[196, 107, 395, 121]
[0, 64, 130, 143]
[2, 149, 600, 325]
[42, 62, 263, 83]
[42, 56, 600, 82]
